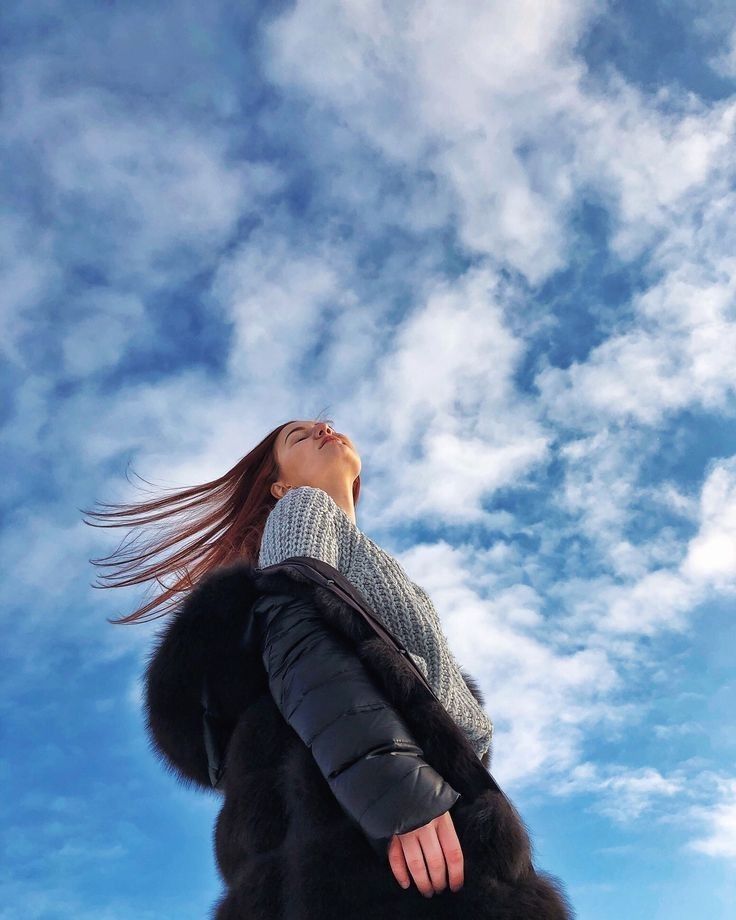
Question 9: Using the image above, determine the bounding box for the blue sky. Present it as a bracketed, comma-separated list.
[2, 1, 736, 917]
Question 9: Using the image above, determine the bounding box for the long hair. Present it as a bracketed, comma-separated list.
[81, 415, 361, 625]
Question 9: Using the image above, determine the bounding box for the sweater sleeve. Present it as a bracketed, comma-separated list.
[258, 486, 344, 570]
[252, 588, 461, 859]
[410, 582, 494, 761]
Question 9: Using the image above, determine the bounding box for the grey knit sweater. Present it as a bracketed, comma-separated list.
[257, 485, 493, 760]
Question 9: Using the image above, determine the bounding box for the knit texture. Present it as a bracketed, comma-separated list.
[258, 485, 493, 760]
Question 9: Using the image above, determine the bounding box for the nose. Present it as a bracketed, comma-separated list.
[314, 422, 333, 439]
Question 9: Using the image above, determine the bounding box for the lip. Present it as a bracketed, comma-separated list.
[320, 435, 340, 449]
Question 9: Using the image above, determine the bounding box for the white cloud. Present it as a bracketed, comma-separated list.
[549, 455, 736, 640]
[551, 762, 686, 822]
[681, 457, 736, 588]
[1, 57, 284, 373]
[535, 263, 736, 429]
[688, 778, 736, 859]
[258, 0, 736, 503]
[394, 539, 624, 785]
[264, 0, 736, 287]
[263, 0, 601, 283]
[343, 267, 552, 526]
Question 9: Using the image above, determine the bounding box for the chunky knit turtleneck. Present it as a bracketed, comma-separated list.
[257, 485, 493, 761]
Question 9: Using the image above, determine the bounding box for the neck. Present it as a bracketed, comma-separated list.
[317, 480, 356, 525]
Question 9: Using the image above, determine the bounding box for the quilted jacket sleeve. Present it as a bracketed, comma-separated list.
[251, 589, 461, 859]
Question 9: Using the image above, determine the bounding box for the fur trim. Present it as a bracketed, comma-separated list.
[143, 558, 573, 918]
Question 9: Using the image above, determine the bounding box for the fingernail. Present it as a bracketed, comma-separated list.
[401, 881, 410, 889]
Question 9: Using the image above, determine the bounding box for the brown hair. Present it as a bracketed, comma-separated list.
[81, 414, 361, 625]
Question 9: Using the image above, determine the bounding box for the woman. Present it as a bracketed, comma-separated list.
[85, 416, 572, 919]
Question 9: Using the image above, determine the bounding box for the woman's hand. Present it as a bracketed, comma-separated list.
[388, 810, 464, 897]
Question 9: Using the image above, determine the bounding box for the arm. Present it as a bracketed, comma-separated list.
[252, 589, 461, 859]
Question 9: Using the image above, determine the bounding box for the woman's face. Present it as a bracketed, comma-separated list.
[272, 419, 361, 497]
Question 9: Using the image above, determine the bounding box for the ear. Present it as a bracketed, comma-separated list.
[270, 482, 290, 501]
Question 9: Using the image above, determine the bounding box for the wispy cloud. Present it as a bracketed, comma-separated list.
[551, 762, 686, 822]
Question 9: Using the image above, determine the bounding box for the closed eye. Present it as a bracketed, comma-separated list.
[285, 418, 337, 446]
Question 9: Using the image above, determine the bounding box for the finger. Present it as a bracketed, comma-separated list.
[416, 823, 448, 894]
[387, 835, 411, 890]
[435, 811, 464, 892]
[400, 833, 434, 898]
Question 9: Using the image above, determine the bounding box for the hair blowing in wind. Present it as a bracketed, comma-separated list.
[80, 413, 360, 625]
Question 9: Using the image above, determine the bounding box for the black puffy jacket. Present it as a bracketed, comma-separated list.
[252, 583, 461, 856]
[143, 556, 573, 919]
